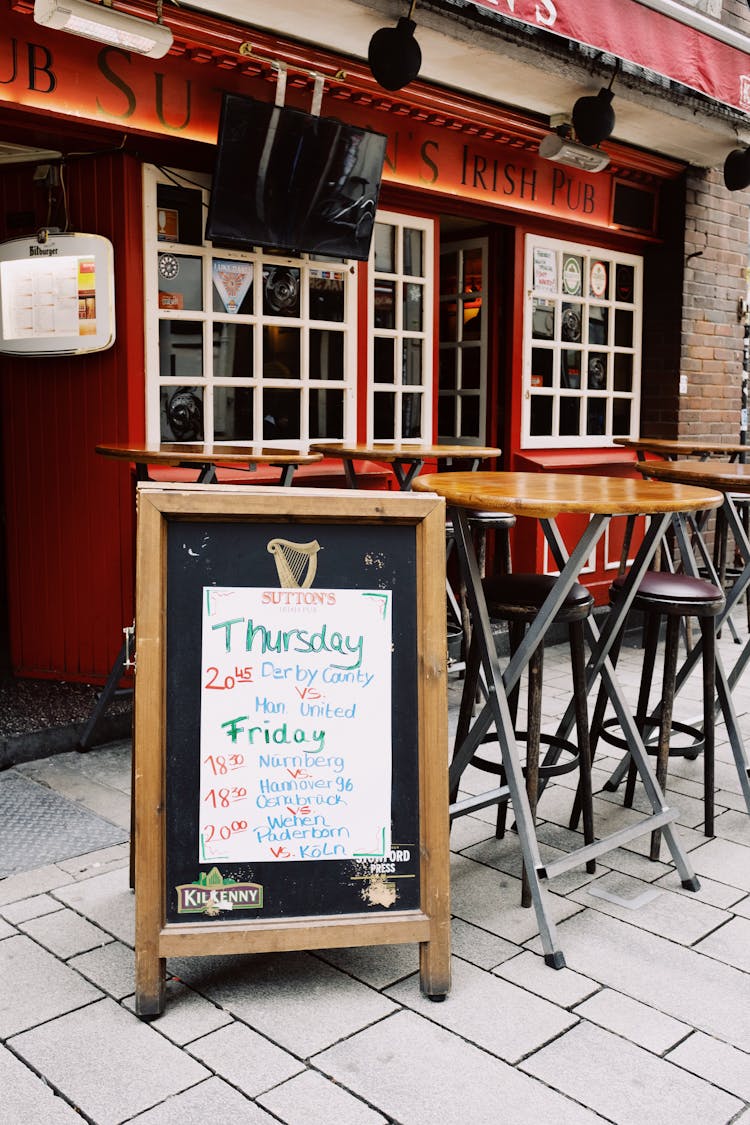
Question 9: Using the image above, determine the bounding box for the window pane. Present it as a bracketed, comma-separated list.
[310, 329, 344, 380]
[615, 263, 635, 303]
[373, 392, 395, 439]
[263, 326, 300, 379]
[403, 228, 423, 276]
[161, 385, 203, 441]
[530, 395, 553, 436]
[613, 353, 633, 392]
[615, 308, 633, 347]
[157, 183, 203, 245]
[587, 353, 608, 390]
[374, 337, 394, 383]
[403, 283, 423, 331]
[441, 251, 458, 296]
[588, 306, 609, 346]
[463, 247, 482, 294]
[439, 348, 456, 390]
[212, 259, 253, 314]
[262, 266, 300, 317]
[262, 389, 299, 441]
[214, 386, 253, 441]
[158, 254, 202, 311]
[310, 270, 345, 322]
[613, 397, 631, 435]
[213, 323, 252, 379]
[586, 399, 606, 435]
[403, 339, 422, 385]
[532, 298, 555, 340]
[461, 395, 480, 438]
[561, 350, 581, 389]
[402, 393, 422, 438]
[374, 280, 396, 328]
[531, 347, 553, 388]
[561, 303, 582, 343]
[589, 259, 609, 299]
[438, 396, 455, 436]
[309, 388, 344, 439]
[461, 346, 480, 389]
[374, 224, 395, 273]
[562, 255, 583, 296]
[440, 300, 458, 341]
[159, 320, 203, 378]
[462, 297, 482, 341]
[560, 396, 580, 436]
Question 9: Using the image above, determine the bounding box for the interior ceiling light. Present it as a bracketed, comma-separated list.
[368, 0, 421, 92]
[33, 0, 173, 59]
[723, 147, 750, 191]
[539, 130, 610, 173]
[571, 72, 617, 147]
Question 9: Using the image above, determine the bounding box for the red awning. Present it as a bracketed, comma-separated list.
[465, 0, 750, 114]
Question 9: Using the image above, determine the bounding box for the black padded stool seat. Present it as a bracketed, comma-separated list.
[454, 571, 596, 907]
[594, 569, 724, 860]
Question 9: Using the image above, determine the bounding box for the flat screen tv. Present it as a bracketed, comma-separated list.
[205, 93, 388, 261]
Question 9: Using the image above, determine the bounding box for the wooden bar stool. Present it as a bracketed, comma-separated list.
[595, 571, 725, 859]
[454, 573, 596, 906]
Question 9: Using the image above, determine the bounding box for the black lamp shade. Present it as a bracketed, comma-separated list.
[368, 17, 421, 91]
[572, 87, 615, 147]
[723, 148, 750, 192]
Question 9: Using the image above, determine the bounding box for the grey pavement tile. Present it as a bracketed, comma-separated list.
[0, 918, 16, 939]
[1, 892, 65, 924]
[493, 949, 599, 1007]
[129, 1077, 276, 1124]
[449, 852, 582, 944]
[653, 869, 748, 909]
[597, 781, 709, 830]
[123, 978, 233, 1045]
[711, 808, 750, 846]
[574, 988, 690, 1054]
[0, 934, 101, 1036]
[534, 821, 674, 883]
[187, 1020, 303, 1095]
[570, 869, 731, 945]
[385, 955, 578, 1065]
[56, 843, 130, 880]
[732, 894, 750, 919]
[0, 1043, 82, 1125]
[19, 906, 114, 959]
[0, 863, 72, 906]
[315, 1009, 602, 1124]
[53, 865, 135, 945]
[70, 941, 135, 1000]
[689, 836, 750, 892]
[258, 1069, 388, 1124]
[667, 1031, 750, 1102]
[449, 813, 496, 851]
[450, 916, 520, 969]
[11, 998, 209, 1125]
[463, 831, 602, 896]
[693, 916, 750, 973]
[314, 942, 419, 990]
[520, 1019, 742, 1124]
[171, 950, 399, 1056]
[715, 788, 750, 814]
[527, 910, 750, 1053]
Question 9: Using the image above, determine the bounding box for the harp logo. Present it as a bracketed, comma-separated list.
[267, 537, 321, 588]
[176, 867, 263, 915]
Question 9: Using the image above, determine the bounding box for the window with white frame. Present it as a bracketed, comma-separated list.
[438, 237, 488, 444]
[368, 211, 434, 443]
[523, 234, 642, 448]
[143, 165, 358, 446]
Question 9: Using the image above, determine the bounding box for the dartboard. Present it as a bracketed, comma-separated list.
[158, 254, 179, 280]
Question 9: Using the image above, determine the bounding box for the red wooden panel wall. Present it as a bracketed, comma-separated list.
[0, 153, 145, 681]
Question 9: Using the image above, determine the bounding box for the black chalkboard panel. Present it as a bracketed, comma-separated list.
[164, 519, 420, 922]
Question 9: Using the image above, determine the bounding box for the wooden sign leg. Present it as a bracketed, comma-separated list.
[135, 951, 166, 1019]
[420, 927, 451, 1000]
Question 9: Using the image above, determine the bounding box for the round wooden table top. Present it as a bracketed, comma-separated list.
[309, 442, 501, 463]
[614, 438, 748, 457]
[95, 442, 323, 467]
[638, 458, 750, 493]
[412, 471, 723, 519]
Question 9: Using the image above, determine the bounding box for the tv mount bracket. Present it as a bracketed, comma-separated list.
[271, 60, 325, 117]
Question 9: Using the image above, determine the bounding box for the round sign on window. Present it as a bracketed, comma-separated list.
[590, 261, 608, 298]
[562, 257, 581, 296]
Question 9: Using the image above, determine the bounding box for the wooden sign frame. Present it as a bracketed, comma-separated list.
[134, 483, 451, 1017]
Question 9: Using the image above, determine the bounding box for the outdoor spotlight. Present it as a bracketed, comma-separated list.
[34, 0, 173, 58]
[723, 147, 750, 192]
[368, 1, 421, 91]
[539, 132, 610, 173]
[572, 86, 616, 147]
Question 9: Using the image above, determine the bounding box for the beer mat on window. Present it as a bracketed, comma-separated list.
[0, 772, 127, 877]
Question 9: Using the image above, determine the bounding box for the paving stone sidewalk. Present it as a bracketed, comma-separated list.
[1, 629, 749, 1124]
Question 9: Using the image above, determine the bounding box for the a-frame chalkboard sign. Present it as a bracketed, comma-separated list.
[134, 483, 451, 1016]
